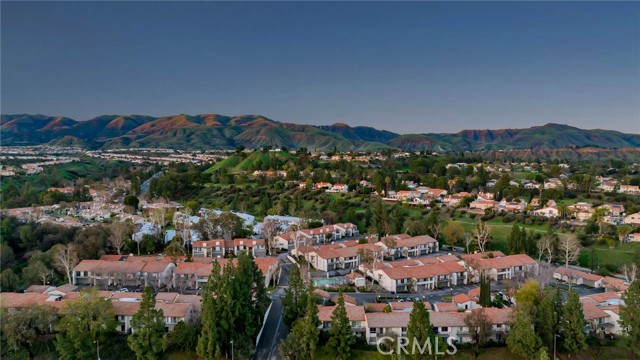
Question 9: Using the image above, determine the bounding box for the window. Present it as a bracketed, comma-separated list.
[441, 327, 448, 332]
[370, 328, 376, 334]
[496, 324, 502, 328]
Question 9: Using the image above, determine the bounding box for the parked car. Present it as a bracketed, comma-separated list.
[118, 288, 129, 292]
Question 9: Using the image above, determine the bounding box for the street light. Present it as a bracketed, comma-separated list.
[553, 334, 560, 360]
[230, 340, 234, 360]
[94, 340, 101, 360]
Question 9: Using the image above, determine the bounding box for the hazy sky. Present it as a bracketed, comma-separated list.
[2, 1, 639, 134]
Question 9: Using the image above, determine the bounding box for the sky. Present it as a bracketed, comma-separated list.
[2, 1, 639, 134]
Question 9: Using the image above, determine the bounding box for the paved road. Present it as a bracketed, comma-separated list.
[255, 254, 291, 360]
[140, 171, 163, 195]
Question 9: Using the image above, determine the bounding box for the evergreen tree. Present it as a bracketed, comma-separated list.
[128, 286, 167, 360]
[619, 280, 640, 358]
[298, 283, 320, 360]
[406, 300, 439, 360]
[197, 260, 222, 359]
[55, 289, 117, 360]
[560, 290, 587, 357]
[283, 264, 308, 326]
[507, 224, 524, 255]
[479, 273, 492, 307]
[327, 292, 355, 360]
[507, 308, 542, 359]
[536, 289, 558, 352]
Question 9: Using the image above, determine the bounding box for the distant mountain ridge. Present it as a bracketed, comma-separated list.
[1, 113, 639, 151]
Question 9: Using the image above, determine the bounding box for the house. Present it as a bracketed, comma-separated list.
[365, 312, 411, 344]
[624, 212, 640, 226]
[619, 185, 640, 195]
[232, 238, 266, 257]
[0, 290, 199, 334]
[374, 234, 438, 259]
[463, 253, 538, 282]
[442, 192, 472, 207]
[332, 223, 359, 238]
[553, 267, 604, 288]
[318, 305, 366, 337]
[598, 204, 625, 217]
[373, 261, 467, 293]
[452, 293, 477, 310]
[597, 181, 617, 193]
[498, 200, 526, 213]
[315, 182, 332, 190]
[192, 239, 228, 258]
[469, 198, 498, 211]
[327, 184, 348, 193]
[395, 190, 420, 202]
[72, 257, 175, 289]
[393, 235, 439, 258]
[532, 206, 559, 218]
[628, 233, 640, 243]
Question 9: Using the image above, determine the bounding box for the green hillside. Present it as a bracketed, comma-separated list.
[204, 151, 295, 173]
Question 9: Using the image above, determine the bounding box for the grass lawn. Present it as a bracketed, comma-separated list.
[580, 242, 640, 269]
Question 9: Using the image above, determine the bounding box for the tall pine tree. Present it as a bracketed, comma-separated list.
[619, 280, 640, 358]
[406, 301, 439, 360]
[197, 260, 222, 359]
[507, 225, 524, 255]
[327, 291, 355, 360]
[507, 308, 542, 359]
[479, 272, 492, 307]
[300, 283, 321, 360]
[283, 264, 308, 326]
[560, 290, 587, 357]
[536, 289, 558, 352]
[128, 286, 167, 360]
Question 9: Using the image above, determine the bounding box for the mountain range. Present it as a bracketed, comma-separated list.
[2, 113, 639, 152]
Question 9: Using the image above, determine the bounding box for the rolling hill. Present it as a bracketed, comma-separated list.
[1, 113, 639, 152]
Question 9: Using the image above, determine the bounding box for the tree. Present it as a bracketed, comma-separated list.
[218, 211, 244, 241]
[479, 272, 492, 307]
[472, 221, 491, 253]
[167, 321, 200, 352]
[617, 225, 633, 244]
[52, 243, 79, 284]
[536, 289, 559, 351]
[262, 218, 282, 255]
[55, 289, 117, 360]
[558, 236, 581, 268]
[124, 194, 140, 212]
[537, 230, 557, 263]
[282, 264, 308, 326]
[357, 248, 379, 290]
[327, 292, 355, 360]
[405, 219, 427, 236]
[1, 304, 57, 360]
[109, 222, 131, 255]
[464, 308, 492, 360]
[507, 308, 542, 359]
[406, 300, 438, 360]
[197, 261, 223, 359]
[165, 238, 185, 265]
[0, 268, 19, 291]
[507, 224, 524, 255]
[619, 280, 640, 358]
[286, 284, 321, 360]
[280, 320, 307, 360]
[382, 235, 397, 260]
[560, 290, 587, 357]
[621, 264, 639, 284]
[128, 286, 167, 359]
[515, 280, 541, 314]
[442, 222, 465, 247]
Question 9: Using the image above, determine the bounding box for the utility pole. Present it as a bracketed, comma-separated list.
[231, 340, 234, 360]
